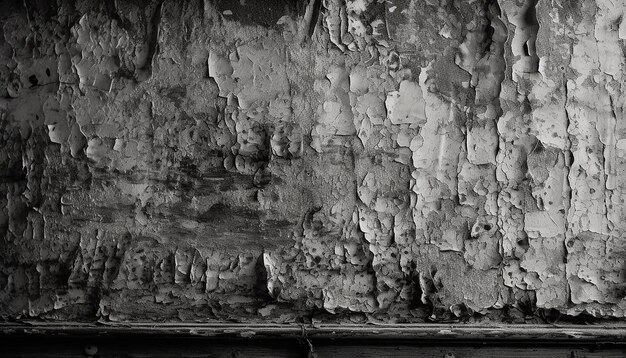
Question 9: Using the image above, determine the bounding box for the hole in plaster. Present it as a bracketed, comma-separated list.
[517, 237, 529, 249]
[28, 75, 38, 86]
[522, 42, 529, 56]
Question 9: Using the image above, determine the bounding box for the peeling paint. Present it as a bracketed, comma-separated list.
[1, 0, 626, 324]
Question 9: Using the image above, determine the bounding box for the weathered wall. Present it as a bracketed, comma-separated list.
[1, 0, 625, 324]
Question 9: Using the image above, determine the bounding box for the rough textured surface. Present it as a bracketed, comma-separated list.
[1, 0, 625, 324]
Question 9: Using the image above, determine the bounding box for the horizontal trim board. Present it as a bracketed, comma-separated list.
[3, 322, 626, 343]
[3, 326, 626, 358]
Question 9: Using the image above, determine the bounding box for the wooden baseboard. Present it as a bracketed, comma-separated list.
[3, 322, 626, 357]
[3, 322, 626, 340]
